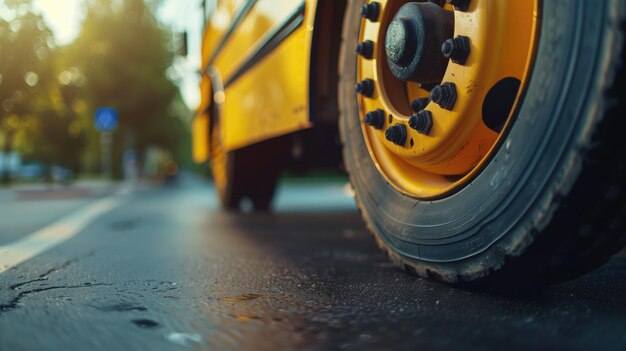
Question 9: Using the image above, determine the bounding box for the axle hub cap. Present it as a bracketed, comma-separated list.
[384, 2, 453, 83]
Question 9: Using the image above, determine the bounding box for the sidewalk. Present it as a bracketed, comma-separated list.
[0, 179, 119, 201]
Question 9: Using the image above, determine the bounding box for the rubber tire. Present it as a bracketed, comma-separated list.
[216, 149, 280, 212]
[210, 121, 288, 212]
[339, 0, 626, 285]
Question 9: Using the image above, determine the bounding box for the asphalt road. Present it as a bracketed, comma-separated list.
[0, 174, 625, 351]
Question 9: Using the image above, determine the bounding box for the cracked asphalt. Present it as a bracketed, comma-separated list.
[0, 174, 625, 351]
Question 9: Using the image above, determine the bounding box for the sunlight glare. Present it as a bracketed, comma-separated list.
[33, 0, 82, 45]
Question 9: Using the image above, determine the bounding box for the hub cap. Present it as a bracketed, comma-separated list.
[384, 2, 453, 83]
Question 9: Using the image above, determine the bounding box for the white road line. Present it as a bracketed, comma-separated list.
[0, 188, 132, 274]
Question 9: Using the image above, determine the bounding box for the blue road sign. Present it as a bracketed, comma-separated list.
[94, 107, 118, 132]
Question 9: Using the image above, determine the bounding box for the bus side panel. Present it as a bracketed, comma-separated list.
[222, 7, 312, 150]
[194, 0, 319, 156]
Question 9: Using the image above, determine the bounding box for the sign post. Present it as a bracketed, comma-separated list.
[94, 107, 118, 178]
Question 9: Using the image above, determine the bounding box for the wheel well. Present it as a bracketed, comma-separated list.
[310, 0, 347, 125]
[283, 0, 348, 172]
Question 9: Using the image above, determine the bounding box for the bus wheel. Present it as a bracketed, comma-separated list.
[339, 0, 626, 284]
[210, 118, 286, 211]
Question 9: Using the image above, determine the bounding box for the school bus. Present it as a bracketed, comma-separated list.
[193, 0, 626, 285]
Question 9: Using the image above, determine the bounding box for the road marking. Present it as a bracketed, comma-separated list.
[0, 188, 131, 274]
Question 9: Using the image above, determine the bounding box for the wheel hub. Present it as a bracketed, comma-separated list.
[384, 2, 453, 83]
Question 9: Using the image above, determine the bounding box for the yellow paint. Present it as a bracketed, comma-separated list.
[192, 113, 209, 163]
[192, 0, 316, 162]
[197, 74, 212, 120]
[222, 24, 310, 150]
[358, 0, 539, 198]
[193, 75, 212, 163]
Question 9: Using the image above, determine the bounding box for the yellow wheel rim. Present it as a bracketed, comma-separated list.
[357, 0, 539, 199]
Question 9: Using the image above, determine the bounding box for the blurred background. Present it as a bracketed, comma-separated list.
[0, 0, 205, 185]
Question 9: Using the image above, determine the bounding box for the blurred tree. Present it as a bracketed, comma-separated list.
[0, 0, 56, 183]
[18, 77, 87, 179]
[1, 0, 88, 183]
[67, 0, 188, 178]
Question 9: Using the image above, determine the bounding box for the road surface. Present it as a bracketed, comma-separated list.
[1, 175, 625, 350]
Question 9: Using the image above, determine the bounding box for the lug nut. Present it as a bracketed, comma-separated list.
[356, 40, 374, 59]
[365, 109, 385, 129]
[445, 0, 470, 11]
[411, 98, 430, 113]
[409, 110, 433, 135]
[356, 79, 375, 97]
[442, 36, 470, 64]
[361, 2, 381, 22]
[385, 124, 407, 146]
[430, 82, 457, 110]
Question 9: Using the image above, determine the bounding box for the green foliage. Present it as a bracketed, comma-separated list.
[0, 1, 59, 182]
[0, 2, 53, 119]
[1, 0, 190, 181]
[67, 0, 189, 178]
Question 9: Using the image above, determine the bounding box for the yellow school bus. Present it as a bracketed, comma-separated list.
[193, 0, 626, 285]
